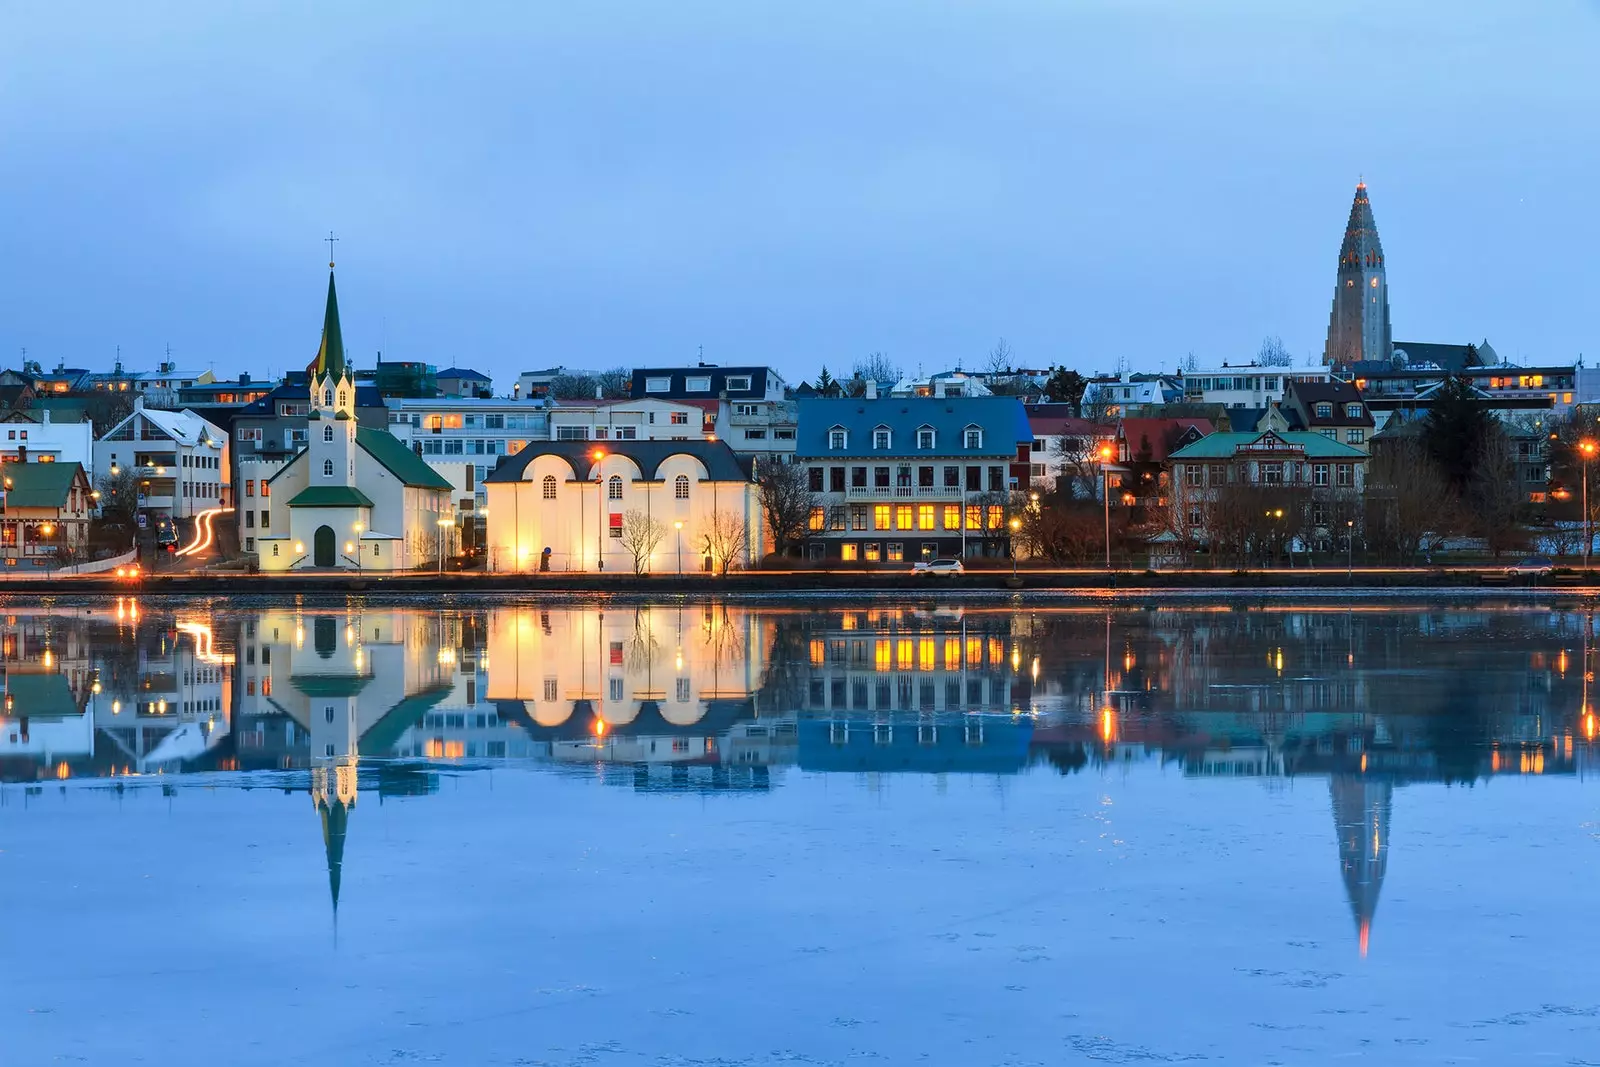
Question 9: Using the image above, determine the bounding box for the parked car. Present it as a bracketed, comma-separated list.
[912, 558, 964, 577]
[1504, 556, 1555, 577]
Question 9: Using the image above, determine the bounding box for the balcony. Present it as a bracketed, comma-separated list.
[844, 484, 964, 500]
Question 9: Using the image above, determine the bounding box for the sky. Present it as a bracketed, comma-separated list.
[1, 1, 1597, 388]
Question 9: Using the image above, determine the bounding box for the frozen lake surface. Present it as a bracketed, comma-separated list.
[3, 595, 1600, 1064]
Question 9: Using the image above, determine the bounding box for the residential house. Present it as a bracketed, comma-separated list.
[717, 395, 798, 462]
[93, 398, 229, 534]
[0, 409, 94, 473]
[1084, 373, 1183, 418]
[1282, 378, 1376, 454]
[1339, 340, 1577, 426]
[1181, 363, 1332, 411]
[85, 360, 215, 408]
[1025, 405, 1115, 498]
[1112, 417, 1214, 515]
[0, 462, 93, 569]
[482, 440, 762, 573]
[436, 367, 493, 398]
[1168, 430, 1367, 549]
[548, 397, 714, 445]
[793, 396, 1033, 563]
[513, 367, 568, 400]
[629, 365, 788, 402]
[889, 371, 992, 399]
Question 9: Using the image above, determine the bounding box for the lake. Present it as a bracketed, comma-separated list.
[3, 594, 1599, 1065]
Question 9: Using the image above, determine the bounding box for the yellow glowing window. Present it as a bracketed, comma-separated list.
[808, 506, 826, 531]
[809, 638, 826, 664]
[841, 543, 859, 561]
[988, 638, 1004, 665]
[1564, 393, 1573, 404]
[875, 640, 892, 671]
[966, 505, 983, 529]
[841, 613, 857, 630]
[896, 639, 914, 670]
[966, 637, 984, 666]
[1532, 376, 1543, 387]
[918, 639, 936, 671]
[943, 505, 961, 530]
[917, 504, 935, 530]
[944, 639, 961, 671]
[986, 505, 1004, 529]
[864, 543, 881, 562]
[873, 505, 891, 530]
[1370, 277, 1379, 288]
[895, 505, 913, 530]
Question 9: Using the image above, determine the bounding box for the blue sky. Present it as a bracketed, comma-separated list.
[1, 1, 1596, 387]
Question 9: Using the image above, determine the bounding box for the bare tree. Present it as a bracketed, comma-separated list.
[986, 337, 1013, 376]
[700, 510, 749, 575]
[1367, 439, 1455, 562]
[755, 459, 817, 557]
[1257, 336, 1293, 367]
[1182, 351, 1199, 373]
[595, 366, 632, 399]
[853, 351, 899, 385]
[1470, 429, 1528, 558]
[619, 509, 666, 574]
[1080, 384, 1115, 422]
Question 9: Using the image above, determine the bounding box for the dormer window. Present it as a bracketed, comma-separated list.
[1345, 403, 1362, 418]
[725, 375, 751, 392]
[686, 376, 712, 393]
[916, 426, 935, 450]
[963, 425, 982, 449]
[872, 426, 891, 450]
[828, 426, 847, 450]
[1315, 402, 1333, 418]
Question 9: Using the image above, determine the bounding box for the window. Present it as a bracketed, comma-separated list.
[917, 428, 934, 449]
[988, 466, 1005, 492]
[1336, 464, 1353, 487]
[744, 429, 767, 440]
[322, 459, 334, 477]
[850, 466, 867, 488]
[686, 376, 712, 392]
[967, 504, 983, 529]
[874, 466, 890, 488]
[1345, 429, 1364, 444]
[986, 505, 1004, 529]
[809, 506, 826, 531]
[851, 505, 867, 531]
[873, 427, 891, 450]
[674, 474, 689, 499]
[830, 467, 845, 493]
[725, 376, 751, 391]
[774, 429, 795, 440]
[1321, 428, 1337, 440]
[873, 504, 891, 530]
[1370, 277, 1379, 288]
[669, 411, 689, 425]
[887, 543, 904, 562]
[607, 475, 622, 499]
[245, 479, 255, 497]
[323, 425, 334, 441]
[964, 427, 982, 449]
[917, 504, 935, 530]
[1185, 465, 1201, 487]
[1259, 462, 1282, 484]
[1263, 376, 1279, 391]
[943, 505, 961, 530]
[261, 510, 269, 526]
[1313, 463, 1329, 486]
[1315, 402, 1333, 418]
[645, 377, 670, 393]
[864, 543, 881, 562]
[272, 544, 279, 557]
[556, 426, 588, 441]
[829, 427, 847, 450]
[841, 543, 859, 562]
[734, 403, 759, 416]
[809, 467, 824, 492]
[542, 475, 557, 500]
[245, 511, 255, 528]
[895, 504, 913, 530]
[1345, 403, 1362, 418]
[829, 507, 846, 531]
[943, 465, 960, 488]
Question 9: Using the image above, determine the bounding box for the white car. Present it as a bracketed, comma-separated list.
[913, 558, 964, 576]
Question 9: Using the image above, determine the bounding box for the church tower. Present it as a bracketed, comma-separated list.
[1323, 181, 1392, 367]
[307, 266, 358, 487]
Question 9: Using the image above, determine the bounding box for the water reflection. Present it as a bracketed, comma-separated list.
[4, 596, 1600, 949]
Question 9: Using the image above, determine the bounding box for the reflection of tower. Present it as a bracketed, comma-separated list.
[309, 684, 360, 914]
[1330, 774, 1390, 956]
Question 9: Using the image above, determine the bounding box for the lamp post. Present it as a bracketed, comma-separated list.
[436, 516, 453, 575]
[592, 448, 606, 571]
[1009, 517, 1021, 577]
[674, 519, 684, 575]
[1097, 443, 1115, 571]
[354, 521, 364, 574]
[1581, 440, 1596, 569]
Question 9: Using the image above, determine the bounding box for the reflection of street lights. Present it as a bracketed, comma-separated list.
[591, 449, 606, 571]
[1581, 440, 1596, 569]
[1009, 517, 1021, 576]
[436, 516, 453, 574]
[1097, 443, 1115, 570]
[674, 520, 684, 575]
[1346, 518, 1355, 581]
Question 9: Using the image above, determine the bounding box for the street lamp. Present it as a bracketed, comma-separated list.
[1581, 440, 1596, 569]
[354, 521, 363, 574]
[1009, 517, 1021, 577]
[674, 519, 684, 575]
[436, 516, 453, 574]
[1097, 442, 1115, 571]
[591, 449, 607, 571]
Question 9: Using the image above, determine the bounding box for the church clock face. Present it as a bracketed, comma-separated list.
[1371, 277, 1379, 288]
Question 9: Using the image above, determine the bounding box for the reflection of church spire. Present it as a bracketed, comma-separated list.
[317, 790, 350, 912]
[1330, 774, 1390, 957]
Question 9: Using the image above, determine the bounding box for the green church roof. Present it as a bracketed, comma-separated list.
[286, 485, 375, 509]
[356, 427, 453, 490]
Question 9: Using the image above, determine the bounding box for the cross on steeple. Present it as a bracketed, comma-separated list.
[326, 231, 340, 269]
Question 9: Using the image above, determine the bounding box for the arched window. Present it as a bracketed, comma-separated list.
[541, 474, 557, 500]
[322, 389, 332, 406]
[674, 474, 689, 500]
[607, 475, 623, 500]
[323, 459, 334, 477]
[323, 425, 334, 442]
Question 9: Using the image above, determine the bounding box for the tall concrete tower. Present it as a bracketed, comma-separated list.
[1323, 181, 1392, 367]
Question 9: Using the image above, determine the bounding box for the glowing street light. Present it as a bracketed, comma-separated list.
[1009, 516, 1021, 577]
[1581, 440, 1596, 569]
[592, 449, 607, 571]
[1097, 442, 1115, 571]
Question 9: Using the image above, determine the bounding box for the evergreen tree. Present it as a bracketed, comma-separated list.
[1042, 366, 1088, 408]
[1424, 375, 1494, 491]
[815, 367, 837, 397]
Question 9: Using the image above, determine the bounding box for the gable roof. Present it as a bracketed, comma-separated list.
[1116, 418, 1215, 463]
[287, 485, 376, 508]
[1390, 341, 1494, 373]
[436, 367, 490, 381]
[1168, 430, 1367, 460]
[355, 427, 453, 489]
[1285, 378, 1374, 427]
[483, 439, 754, 484]
[795, 396, 1031, 458]
[3, 461, 87, 508]
[629, 366, 777, 399]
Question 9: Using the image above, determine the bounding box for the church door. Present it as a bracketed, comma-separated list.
[313, 525, 335, 567]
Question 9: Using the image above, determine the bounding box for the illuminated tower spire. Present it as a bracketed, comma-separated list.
[1330, 773, 1391, 957]
[1323, 180, 1392, 367]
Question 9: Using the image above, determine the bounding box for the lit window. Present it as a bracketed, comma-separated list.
[841, 543, 859, 562]
[896, 504, 913, 530]
[917, 504, 935, 530]
[808, 506, 826, 531]
[1370, 277, 1379, 288]
[873, 504, 891, 530]
[943, 505, 961, 530]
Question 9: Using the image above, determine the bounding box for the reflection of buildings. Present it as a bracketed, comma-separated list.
[1331, 775, 1389, 958]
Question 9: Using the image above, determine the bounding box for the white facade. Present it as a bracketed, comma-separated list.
[717, 396, 797, 460]
[548, 398, 712, 445]
[0, 411, 94, 473]
[1182, 363, 1332, 410]
[385, 397, 550, 487]
[484, 446, 764, 573]
[93, 398, 229, 521]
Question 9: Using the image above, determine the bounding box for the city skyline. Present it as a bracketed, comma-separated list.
[2, 3, 1597, 387]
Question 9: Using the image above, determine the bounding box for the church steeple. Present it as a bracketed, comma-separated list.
[306, 269, 348, 384]
[1323, 181, 1392, 367]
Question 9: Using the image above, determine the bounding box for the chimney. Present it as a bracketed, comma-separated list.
[594, 383, 603, 400]
[41, 409, 50, 425]
[240, 372, 251, 385]
[933, 380, 946, 399]
[865, 379, 878, 400]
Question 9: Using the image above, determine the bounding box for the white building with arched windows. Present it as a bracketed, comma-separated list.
[483, 441, 764, 572]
